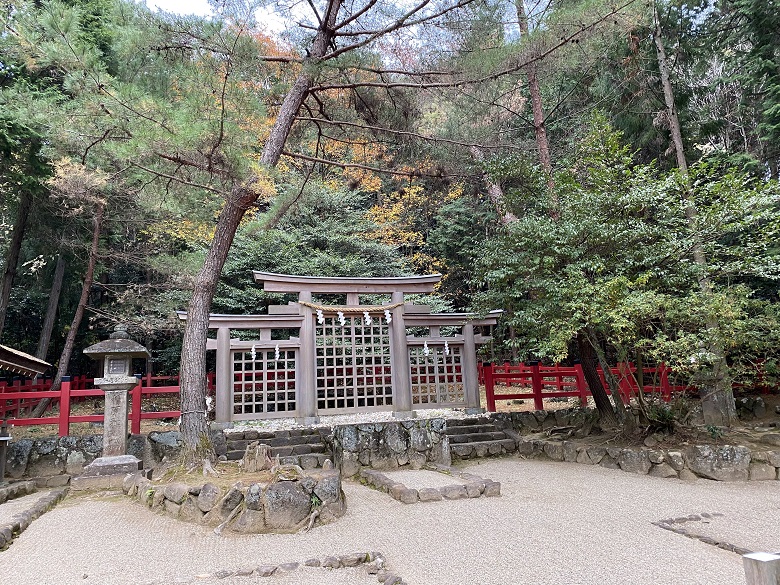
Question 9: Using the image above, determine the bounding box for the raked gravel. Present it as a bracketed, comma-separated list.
[4, 458, 780, 585]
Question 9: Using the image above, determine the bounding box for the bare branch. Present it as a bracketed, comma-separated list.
[295, 116, 523, 150]
[281, 150, 472, 179]
[333, 0, 379, 32]
[315, 0, 641, 88]
[129, 162, 224, 194]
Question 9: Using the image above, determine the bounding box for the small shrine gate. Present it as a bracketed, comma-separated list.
[181, 272, 500, 423]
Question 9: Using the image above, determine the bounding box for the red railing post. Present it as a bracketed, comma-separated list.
[617, 362, 634, 404]
[131, 376, 142, 434]
[574, 363, 589, 406]
[531, 362, 543, 410]
[484, 363, 496, 412]
[659, 363, 672, 402]
[59, 377, 71, 437]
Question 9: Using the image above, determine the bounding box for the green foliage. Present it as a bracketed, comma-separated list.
[474, 114, 780, 388]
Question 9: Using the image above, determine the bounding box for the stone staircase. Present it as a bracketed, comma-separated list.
[224, 428, 333, 469]
[445, 418, 518, 461]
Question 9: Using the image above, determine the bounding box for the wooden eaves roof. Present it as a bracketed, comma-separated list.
[0, 344, 51, 377]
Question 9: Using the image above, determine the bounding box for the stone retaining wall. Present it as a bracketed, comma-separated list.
[492, 408, 601, 436]
[122, 469, 345, 534]
[4, 430, 222, 486]
[519, 437, 780, 481]
[333, 419, 450, 477]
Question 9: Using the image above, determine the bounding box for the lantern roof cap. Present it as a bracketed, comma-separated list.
[83, 325, 150, 359]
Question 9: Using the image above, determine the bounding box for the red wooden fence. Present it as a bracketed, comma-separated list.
[481, 362, 693, 412]
[0, 373, 215, 436]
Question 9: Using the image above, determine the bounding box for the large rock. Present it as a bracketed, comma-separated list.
[312, 472, 341, 505]
[749, 463, 776, 481]
[197, 483, 221, 512]
[6, 439, 34, 479]
[263, 481, 312, 530]
[245, 483, 263, 511]
[409, 426, 432, 452]
[179, 496, 205, 523]
[684, 445, 750, 481]
[383, 423, 408, 454]
[618, 450, 651, 474]
[148, 431, 183, 461]
[232, 508, 266, 533]
[760, 434, 780, 447]
[163, 482, 190, 505]
[543, 442, 564, 461]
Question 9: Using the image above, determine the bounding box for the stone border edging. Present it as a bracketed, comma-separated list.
[0, 486, 69, 550]
[653, 512, 752, 555]
[358, 464, 501, 504]
[147, 551, 410, 584]
[123, 469, 345, 534]
[0, 480, 36, 505]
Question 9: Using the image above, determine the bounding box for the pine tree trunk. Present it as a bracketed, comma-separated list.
[0, 191, 33, 339]
[178, 0, 343, 466]
[515, 0, 557, 214]
[653, 4, 735, 426]
[31, 204, 104, 418]
[469, 146, 517, 224]
[576, 332, 619, 427]
[36, 254, 65, 362]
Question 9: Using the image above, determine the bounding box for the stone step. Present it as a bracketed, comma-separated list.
[445, 424, 502, 436]
[448, 431, 508, 444]
[227, 434, 325, 451]
[450, 439, 517, 460]
[448, 417, 491, 427]
[226, 442, 331, 461]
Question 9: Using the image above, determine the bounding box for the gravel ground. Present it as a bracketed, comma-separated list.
[4, 458, 780, 585]
[0, 491, 44, 526]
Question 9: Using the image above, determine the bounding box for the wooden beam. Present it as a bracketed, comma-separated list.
[252, 271, 441, 293]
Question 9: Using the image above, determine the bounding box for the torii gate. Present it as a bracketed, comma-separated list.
[180, 272, 500, 423]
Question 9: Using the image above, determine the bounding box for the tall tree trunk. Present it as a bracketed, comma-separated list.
[576, 331, 619, 427]
[470, 146, 517, 224]
[514, 0, 557, 215]
[35, 254, 65, 363]
[31, 205, 104, 418]
[653, 4, 735, 426]
[178, 0, 343, 466]
[0, 191, 33, 339]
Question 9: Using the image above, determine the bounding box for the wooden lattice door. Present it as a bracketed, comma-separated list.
[315, 314, 393, 413]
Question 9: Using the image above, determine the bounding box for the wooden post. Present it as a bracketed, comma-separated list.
[531, 362, 543, 410]
[462, 323, 481, 411]
[297, 291, 318, 423]
[744, 552, 780, 585]
[59, 376, 71, 437]
[215, 327, 232, 423]
[484, 363, 496, 412]
[388, 291, 413, 416]
[130, 377, 142, 435]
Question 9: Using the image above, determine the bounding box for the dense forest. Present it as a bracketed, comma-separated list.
[1, 0, 778, 455]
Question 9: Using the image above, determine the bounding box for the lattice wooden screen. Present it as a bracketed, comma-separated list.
[409, 343, 465, 406]
[316, 315, 393, 412]
[232, 348, 297, 419]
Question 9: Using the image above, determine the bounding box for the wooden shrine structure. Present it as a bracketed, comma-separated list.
[180, 272, 500, 423]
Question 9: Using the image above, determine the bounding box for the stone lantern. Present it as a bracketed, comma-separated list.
[80, 325, 150, 480]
